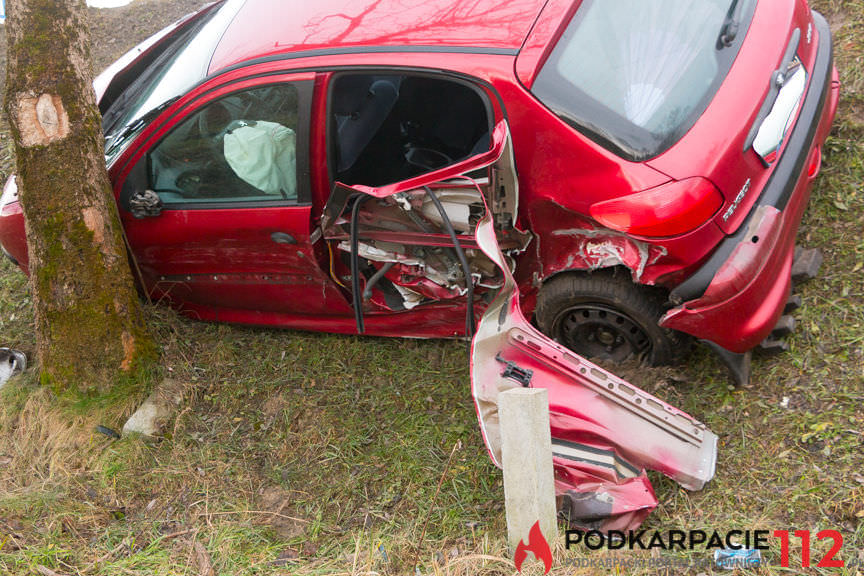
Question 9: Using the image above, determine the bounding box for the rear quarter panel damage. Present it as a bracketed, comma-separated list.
[523, 200, 667, 285]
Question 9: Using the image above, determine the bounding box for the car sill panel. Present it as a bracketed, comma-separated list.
[470, 182, 717, 530]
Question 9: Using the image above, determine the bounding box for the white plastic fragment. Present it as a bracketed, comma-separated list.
[0, 348, 26, 390]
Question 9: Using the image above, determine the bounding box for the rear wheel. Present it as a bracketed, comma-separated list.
[534, 269, 689, 366]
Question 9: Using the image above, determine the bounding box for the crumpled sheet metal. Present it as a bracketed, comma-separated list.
[470, 204, 717, 531]
[548, 227, 667, 282]
[525, 201, 669, 285]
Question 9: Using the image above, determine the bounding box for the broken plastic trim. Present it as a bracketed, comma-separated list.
[495, 353, 533, 386]
[0, 348, 26, 389]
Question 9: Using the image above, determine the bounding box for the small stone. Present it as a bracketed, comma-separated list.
[122, 378, 186, 438]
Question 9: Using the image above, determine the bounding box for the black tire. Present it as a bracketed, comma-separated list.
[534, 268, 690, 366]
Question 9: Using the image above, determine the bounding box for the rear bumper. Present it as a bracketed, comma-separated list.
[660, 11, 839, 353]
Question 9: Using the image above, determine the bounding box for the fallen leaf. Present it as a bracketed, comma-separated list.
[810, 422, 830, 433]
[269, 549, 298, 566]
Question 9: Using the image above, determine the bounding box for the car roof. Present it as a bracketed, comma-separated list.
[208, 0, 551, 73]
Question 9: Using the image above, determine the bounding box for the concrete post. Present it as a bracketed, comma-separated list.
[499, 387, 558, 552]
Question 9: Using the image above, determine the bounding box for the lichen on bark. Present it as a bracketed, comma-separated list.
[4, 0, 154, 394]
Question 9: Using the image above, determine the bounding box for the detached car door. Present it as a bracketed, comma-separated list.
[116, 72, 348, 320]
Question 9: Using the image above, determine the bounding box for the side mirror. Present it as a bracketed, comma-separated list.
[128, 189, 163, 219]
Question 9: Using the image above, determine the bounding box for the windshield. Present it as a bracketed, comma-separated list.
[103, 0, 245, 160]
[531, 0, 756, 160]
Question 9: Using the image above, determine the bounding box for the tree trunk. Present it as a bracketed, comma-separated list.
[3, 0, 153, 393]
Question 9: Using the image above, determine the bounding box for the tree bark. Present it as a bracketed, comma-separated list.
[3, 0, 153, 393]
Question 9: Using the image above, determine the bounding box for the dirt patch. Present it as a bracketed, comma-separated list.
[258, 485, 307, 540]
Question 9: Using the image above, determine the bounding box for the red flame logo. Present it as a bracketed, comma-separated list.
[514, 521, 553, 574]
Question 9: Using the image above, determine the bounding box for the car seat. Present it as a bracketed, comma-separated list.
[333, 76, 400, 173]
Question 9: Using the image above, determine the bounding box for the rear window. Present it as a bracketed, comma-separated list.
[531, 0, 756, 160]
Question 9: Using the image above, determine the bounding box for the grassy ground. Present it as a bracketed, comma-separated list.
[1, 0, 863, 574]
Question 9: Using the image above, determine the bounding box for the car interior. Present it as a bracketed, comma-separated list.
[330, 73, 491, 187]
[147, 83, 300, 203]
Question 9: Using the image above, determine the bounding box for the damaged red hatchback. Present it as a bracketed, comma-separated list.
[0, 0, 838, 528]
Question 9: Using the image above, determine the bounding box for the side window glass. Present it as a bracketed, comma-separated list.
[149, 84, 299, 204]
[330, 74, 491, 187]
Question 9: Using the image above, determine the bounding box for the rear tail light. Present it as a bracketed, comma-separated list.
[589, 177, 723, 237]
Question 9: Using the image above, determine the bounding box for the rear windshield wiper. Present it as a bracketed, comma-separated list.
[717, 0, 744, 48]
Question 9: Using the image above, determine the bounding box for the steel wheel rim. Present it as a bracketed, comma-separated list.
[553, 303, 651, 362]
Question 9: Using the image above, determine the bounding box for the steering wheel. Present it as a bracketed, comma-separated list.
[174, 168, 214, 197]
[404, 146, 453, 171]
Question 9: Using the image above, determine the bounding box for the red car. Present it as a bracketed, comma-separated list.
[0, 0, 838, 528]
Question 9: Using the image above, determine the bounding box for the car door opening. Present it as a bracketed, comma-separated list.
[330, 73, 492, 187]
[322, 121, 528, 327]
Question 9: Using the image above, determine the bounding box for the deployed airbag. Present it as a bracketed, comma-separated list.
[224, 121, 297, 199]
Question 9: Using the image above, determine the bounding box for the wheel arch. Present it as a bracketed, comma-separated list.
[533, 266, 688, 365]
[539, 264, 672, 302]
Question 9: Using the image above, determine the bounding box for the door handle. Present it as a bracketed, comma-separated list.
[270, 231, 297, 245]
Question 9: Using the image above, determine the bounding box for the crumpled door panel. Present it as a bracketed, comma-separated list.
[471, 207, 717, 531]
